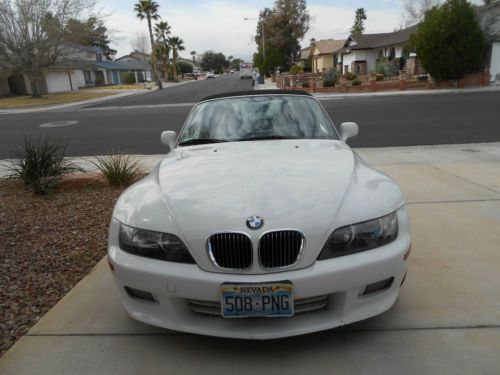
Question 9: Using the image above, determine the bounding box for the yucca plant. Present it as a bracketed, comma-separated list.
[91, 154, 142, 187]
[7, 137, 83, 195]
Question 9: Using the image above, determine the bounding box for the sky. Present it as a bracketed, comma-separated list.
[100, 0, 480, 61]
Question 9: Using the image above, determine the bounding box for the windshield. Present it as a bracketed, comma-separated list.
[178, 95, 338, 145]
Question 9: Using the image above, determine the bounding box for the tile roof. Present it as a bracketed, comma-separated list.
[299, 46, 313, 60]
[341, 24, 419, 52]
[312, 39, 347, 55]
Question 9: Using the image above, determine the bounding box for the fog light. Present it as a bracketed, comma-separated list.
[362, 277, 394, 295]
[125, 286, 157, 302]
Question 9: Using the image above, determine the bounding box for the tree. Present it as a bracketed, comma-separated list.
[0, 0, 95, 97]
[230, 58, 243, 70]
[177, 61, 193, 74]
[411, 0, 486, 80]
[168, 36, 185, 78]
[351, 8, 367, 35]
[130, 31, 150, 54]
[66, 17, 117, 59]
[190, 51, 197, 63]
[154, 21, 171, 79]
[134, 0, 161, 81]
[255, 0, 311, 73]
[201, 51, 229, 74]
[402, 0, 439, 25]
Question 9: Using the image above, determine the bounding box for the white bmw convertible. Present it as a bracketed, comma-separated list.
[108, 90, 411, 339]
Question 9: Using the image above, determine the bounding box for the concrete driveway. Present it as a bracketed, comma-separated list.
[1, 143, 500, 374]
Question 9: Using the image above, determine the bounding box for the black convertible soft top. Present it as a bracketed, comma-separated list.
[201, 89, 312, 102]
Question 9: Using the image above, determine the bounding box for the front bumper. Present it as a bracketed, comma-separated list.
[108, 219, 410, 339]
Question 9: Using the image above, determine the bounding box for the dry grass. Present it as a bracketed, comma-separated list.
[0, 92, 115, 109]
[81, 84, 153, 90]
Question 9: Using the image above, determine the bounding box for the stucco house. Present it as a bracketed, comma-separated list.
[297, 46, 313, 70]
[0, 46, 153, 96]
[336, 25, 418, 75]
[310, 39, 346, 73]
[477, 1, 500, 83]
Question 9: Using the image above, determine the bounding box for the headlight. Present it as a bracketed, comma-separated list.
[119, 223, 195, 264]
[318, 212, 398, 260]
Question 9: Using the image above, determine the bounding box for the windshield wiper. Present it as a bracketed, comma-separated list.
[238, 135, 298, 142]
[178, 138, 228, 146]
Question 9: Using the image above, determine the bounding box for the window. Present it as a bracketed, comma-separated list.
[96, 53, 103, 62]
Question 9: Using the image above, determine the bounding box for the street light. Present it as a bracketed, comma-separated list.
[244, 17, 265, 60]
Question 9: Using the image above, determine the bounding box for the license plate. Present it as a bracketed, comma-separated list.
[221, 282, 293, 318]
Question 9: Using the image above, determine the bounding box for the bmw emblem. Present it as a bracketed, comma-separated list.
[246, 216, 264, 230]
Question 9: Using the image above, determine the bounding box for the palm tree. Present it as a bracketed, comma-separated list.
[134, 0, 161, 81]
[190, 50, 196, 63]
[154, 44, 170, 81]
[154, 21, 171, 80]
[154, 21, 171, 43]
[168, 36, 185, 78]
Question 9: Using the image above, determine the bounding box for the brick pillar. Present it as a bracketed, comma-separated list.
[290, 76, 296, 89]
[368, 72, 377, 92]
[309, 78, 316, 93]
[483, 68, 490, 86]
[284, 76, 290, 89]
[399, 70, 407, 91]
[428, 75, 436, 89]
[339, 77, 348, 93]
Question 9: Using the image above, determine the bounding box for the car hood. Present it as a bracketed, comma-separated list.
[114, 139, 404, 273]
[158, 139, 354, 232]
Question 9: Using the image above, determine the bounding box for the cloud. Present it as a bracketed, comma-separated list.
[103, 1, 405, 60]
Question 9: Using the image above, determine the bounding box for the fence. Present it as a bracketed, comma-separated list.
[275, 69, 491, 94]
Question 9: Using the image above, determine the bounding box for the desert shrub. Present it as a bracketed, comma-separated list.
[7, 137, 83, 195]
[289, 64, 304, 74]
[324, 68, 339, 83]
[123, 73, 136, 84]
[343, 72, 356, 81]
[351, 80, 362, 86]
[92, 154, 142, 187]
[323, 80, 336, 87]
[376, 57, 398, 77]
[376, 74, 384, 81]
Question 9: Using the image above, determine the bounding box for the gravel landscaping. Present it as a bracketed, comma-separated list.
[0, 178, 123, 356]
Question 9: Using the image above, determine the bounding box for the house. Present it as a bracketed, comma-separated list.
[477, 1, 500, 83]
[336, 25, 418, 75]
[297, 46, 313, 71]
[1, 45, 154, 97]
[310, 39, 346, 73]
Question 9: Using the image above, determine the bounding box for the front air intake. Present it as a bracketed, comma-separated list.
[207, 233, 253, 270]
[258, 230, 304, 269]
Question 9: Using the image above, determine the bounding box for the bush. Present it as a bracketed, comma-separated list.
[7, 137, 83, 195]
[91, 154, 142, 187]
[123, 73, 136, 84]
[351, 80, 362, 86]
[323, 80, 336, 87]
[411, 0, 486, 80]
[376, 57, 398, 77]
[301, 81, 310, 88]
[324, 68, 339, 84]
[343, 72, 356, 81]
[376, 73, 384, 81]
[417, 74, 429, 81]
[289, 64, 304, 74]
[177, 61, 193, 74]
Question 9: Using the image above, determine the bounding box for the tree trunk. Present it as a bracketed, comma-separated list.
[147, 17, 157, 81]
[172, 50, 177, 79]
[28, 73, 42, 98]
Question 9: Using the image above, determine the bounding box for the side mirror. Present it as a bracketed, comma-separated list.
[161, 131, 177, 149]
[340, 122, 359, 142]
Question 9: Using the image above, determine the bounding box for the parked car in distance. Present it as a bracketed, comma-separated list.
[108, 90, 411, 340]
[206, 72, 215, 79]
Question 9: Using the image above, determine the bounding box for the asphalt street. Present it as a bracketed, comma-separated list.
[0, 74, 499, 158]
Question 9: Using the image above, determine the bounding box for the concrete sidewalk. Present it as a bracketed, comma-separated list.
[1, 143, 500, 374]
